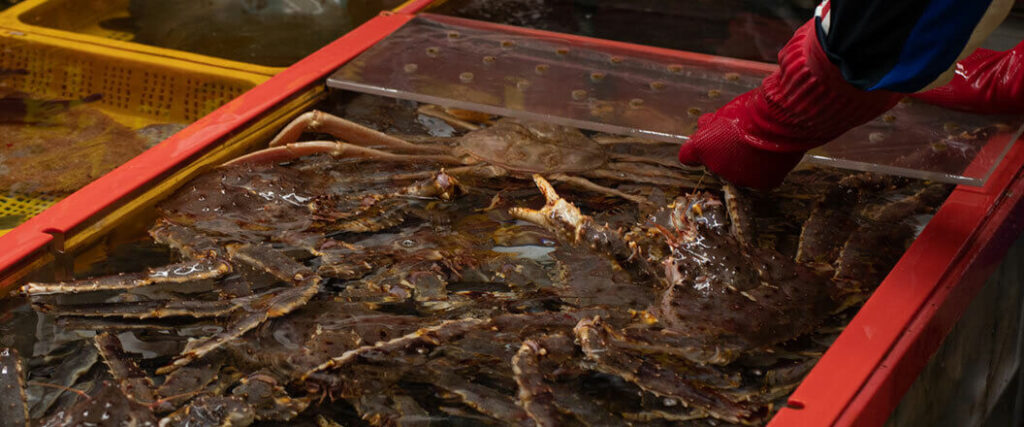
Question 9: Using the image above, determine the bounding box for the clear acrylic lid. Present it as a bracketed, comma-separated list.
[328, 14, 1024, 186]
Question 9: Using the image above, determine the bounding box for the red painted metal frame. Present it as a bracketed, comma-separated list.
[772, 134, 1024, 426]
[1, 9, 1021, 426]
[0, 12, 416, 282]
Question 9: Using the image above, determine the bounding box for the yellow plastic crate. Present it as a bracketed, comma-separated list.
[0, 0, 411, 76]
[0, 28, 268, 236]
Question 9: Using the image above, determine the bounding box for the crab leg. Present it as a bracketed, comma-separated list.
[0, 348, 29, 427]
[607, 153, 702, 171]
[511, 340, 563, 427]
[509, 175, 660, 279]
[417, 105, 482, 131]
[226, 141, 463, 166]
[723, 183, 756, 247]
[267, 110, 449, 154]
[592, 135, 678, 145]
[583, 168, 710, 189]
[160, 396, 255, 427]
[157, 351, 228, 405]
[611, 327, 742, 367]
[605, 160, 709, 182]
[547, 173, 650, 205]
[425, 368, 532, 426]
[149, 221, 225, 259]
[598, 326, 743, 382]
[32, 294, 258, 319]
[159, 244, 321, 374]
[94, 333, 158, 406]
[386, 164, 498, 182]
[574, 318, 768, 425]
[231, 372, 310, 421]
[22, 259, 233, 296]
[396, 170, 465, 201]
[302, 318, 485, 379]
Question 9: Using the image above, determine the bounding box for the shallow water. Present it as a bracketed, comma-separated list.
[0, 93, 952, 426]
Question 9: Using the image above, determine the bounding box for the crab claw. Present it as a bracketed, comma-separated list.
[399, 170, 465, 201]
[511, 175, 661, 279]
[509, 175, 588, 242]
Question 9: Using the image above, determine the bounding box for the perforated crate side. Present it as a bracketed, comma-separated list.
[0, 32, 266, 125]
[0, 29, 267, 235]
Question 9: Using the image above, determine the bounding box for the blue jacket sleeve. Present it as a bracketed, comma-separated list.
[816, 0, 1010, 92]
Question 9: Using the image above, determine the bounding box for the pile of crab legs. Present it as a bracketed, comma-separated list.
[4, 104, 949, 426]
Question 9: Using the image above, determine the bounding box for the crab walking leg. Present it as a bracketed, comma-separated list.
[604, 160, 711, 182]
[591, 135, 680, 145]
[159, 244, 322, 374]
[607, 153, 703, 171]
[417, 105, 482, 131]
[386, 164, 499, 182]
[511, 341, 562, 427]
[548, 173, 650, 205]
[722, 183, 756, 247]
[161, 396, 255, 427]
[22, 259, 232, 296]
[301, 318, 485, 379]
[596, 327, 743, 384]
[150, 221, 226, 259]
[94, 333, 158, 406]
[424, 367, 532, 426]
[509, 175, 661, 279]
[574, 318, 768, 425]
[0, 348, 29, 427]
[397, 170, 465, 201]
[267, 110, 450, 154]
[583, 168, 709, 189]
[226, 141, 464, 166]
[160, 279, 320, 375]
[31, 295, 258, 319]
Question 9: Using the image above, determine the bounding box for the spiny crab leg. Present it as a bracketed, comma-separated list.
[0, 348, 28, 427]
[573, 317, 767, 425]
[548, 173, 650, 206]
[607, 153, 704, 171]
[583, 168, 709, 190]
[416, 105, 482, 131]
[31, 294, 259, 319]
[386, 164, 499, 182]
[22, 259, 232, 296]
[509, 175, 660, 279]
[512, 340, 562, 427]
[268, 110, 449, 154]
[301, 318, 485, 380]
[158, 243, 322, 374]
[94, 333, 158, 406]
[225, 141, 464, 166]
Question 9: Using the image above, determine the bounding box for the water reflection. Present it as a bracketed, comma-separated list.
[432, 0, 816, 63]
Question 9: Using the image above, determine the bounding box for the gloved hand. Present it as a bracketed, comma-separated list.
[911, 41, 1023, 114]
[678, 20, 903, 190]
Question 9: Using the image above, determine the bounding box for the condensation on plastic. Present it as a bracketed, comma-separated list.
[327, 14, 1024, 186]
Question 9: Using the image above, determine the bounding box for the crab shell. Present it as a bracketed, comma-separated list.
[454, 118, 607, 174]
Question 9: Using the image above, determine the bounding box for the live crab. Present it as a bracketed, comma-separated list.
[11, 98, 950, 426]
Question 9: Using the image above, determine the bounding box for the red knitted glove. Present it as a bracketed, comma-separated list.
[911, 41, 1024, 114]
[678, 20, 903, 190]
